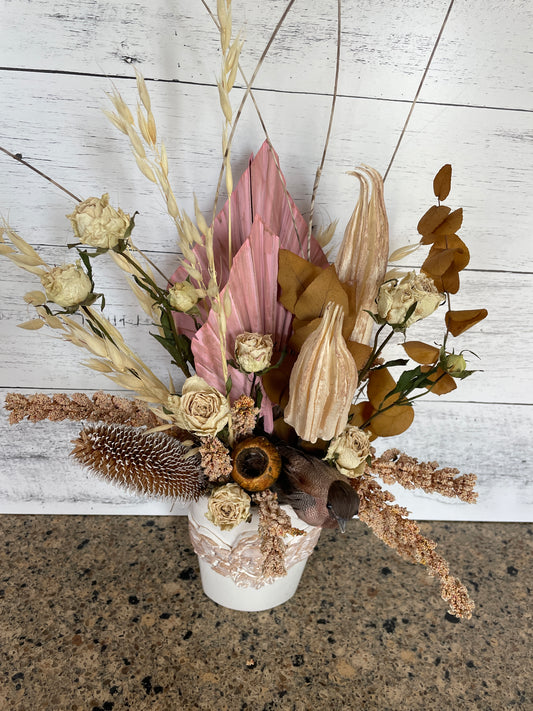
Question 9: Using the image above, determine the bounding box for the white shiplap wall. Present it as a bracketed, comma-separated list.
[0, 0, 531, 520]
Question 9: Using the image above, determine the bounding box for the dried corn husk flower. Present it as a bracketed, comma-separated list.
[205, 482, 251, 530]
[326, 426, 371, 478]
[234, 332, 273, 373]
[377, 271, 443, 328]
[166, 376, 230, 437]
[334, 166, 389, 345]
[67, 194, 130, 249]
[168, 280, 199, 312]
[284, 302, 358, 443]
[40, 262, 92, 308]
[199, 436, 233, 483]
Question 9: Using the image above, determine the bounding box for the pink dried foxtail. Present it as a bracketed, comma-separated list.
[335, 166, 389, 345]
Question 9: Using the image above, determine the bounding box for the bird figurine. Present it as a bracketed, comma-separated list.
[274, 444, 359, 532]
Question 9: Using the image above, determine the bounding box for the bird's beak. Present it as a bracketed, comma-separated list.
[336, 517, 347, 534]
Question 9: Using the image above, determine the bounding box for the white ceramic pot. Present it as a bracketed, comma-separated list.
[187, 496, 321, 611]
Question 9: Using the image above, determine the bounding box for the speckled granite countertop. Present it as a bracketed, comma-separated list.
[1, 516, 531, 710]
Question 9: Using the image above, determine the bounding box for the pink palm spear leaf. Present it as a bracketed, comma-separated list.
[173, 141, 328, 430]
[170, 141, 328, 341]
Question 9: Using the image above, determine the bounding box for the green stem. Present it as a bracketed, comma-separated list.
[358, 324, 394, 382]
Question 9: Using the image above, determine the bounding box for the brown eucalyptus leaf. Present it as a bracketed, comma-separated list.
[367, 368, 400, 409]
[368, 403, 415, 437]
[289, 318, 321, 351]
[432, 208, 463, 237]
[422, 248, 456, 276]
[261, 353, 297, 408]
[294, 265, 349, 322]
[402, 341, 439, 365]
[421, 366, 457, 395]
[433, 164, 452, 201]
[445, 309, 488, 336]
[347, 341, 373, 370]
[278, 249, 323, 313]
[441, 266, 460, 294]
[417, 205, 451, 239]
[349, 401, 374, 428]
[432, 234, 470, 271]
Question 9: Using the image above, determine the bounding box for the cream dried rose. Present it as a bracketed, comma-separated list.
[40, 262, 92, 308]
[67, 193, 130, 249]
[376, 271, 443, 328]
[234, 332, 274, 373]
[167, 376, 230, 437]
[326, 426, 371, 478]
[168, 281, 199, 312]
[205, 483, 251, 531]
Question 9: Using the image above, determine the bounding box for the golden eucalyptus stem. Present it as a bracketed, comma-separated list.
[307, 0, 342, 258]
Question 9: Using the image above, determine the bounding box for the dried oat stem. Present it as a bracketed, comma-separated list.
[0, 145, 82, 202]
[307, 0, 341, 257]
[210, 0, 297, 226]
[200, 1, 303, 253]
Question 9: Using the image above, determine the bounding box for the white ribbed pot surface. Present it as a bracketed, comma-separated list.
[187, 496, 321, 611]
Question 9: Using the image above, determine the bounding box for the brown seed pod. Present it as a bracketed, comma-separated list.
[231, 436, 281, 492]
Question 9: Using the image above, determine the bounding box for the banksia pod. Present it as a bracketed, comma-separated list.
[284, 302, 358, 443]
[71, 423, 207, 500]
[335, 166, 389, 345]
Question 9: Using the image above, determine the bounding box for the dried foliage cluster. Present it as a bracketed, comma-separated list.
[0, 2, 488, 619]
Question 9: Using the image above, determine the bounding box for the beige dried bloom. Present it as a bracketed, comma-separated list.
[168, 281, 199, 312]
[284, 302, 358, 443]
[231, 395, 259, 442]
[67, 194, 130, 249]
[326, 426, 371, 478]
[199, 436, 233, 483]
[377, 271, 443, 328]
[40, 262, 92, 308]
[205, 482, 251, 530]
[234, 333, 273, 373]
[166, 376, 230, 437]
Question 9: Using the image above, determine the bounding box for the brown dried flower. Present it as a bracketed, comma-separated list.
[370, 449, 477, 503]
[230, 395, 259, 442]
[353, 474, 475, 619]
[199, 436, 233, 483]
[4, 391, 160, 429]
[253, 489, 304, 578]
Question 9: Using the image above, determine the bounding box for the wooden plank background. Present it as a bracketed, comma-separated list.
[0, 0, 531, 520]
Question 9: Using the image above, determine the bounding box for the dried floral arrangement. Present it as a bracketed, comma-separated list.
[0, 1, 488, 619]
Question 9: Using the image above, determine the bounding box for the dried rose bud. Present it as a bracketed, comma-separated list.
[234, 332, 274, 373]
[205, 482, 251, 530]
[326, 426, 371, 478]
[168, 281, 199, 312]
[377, 271, 443, 328]
[40, 262, 92, 308]
[445, 353, 467, 375]
[67, 194, 130, 249]
[166, 376, 230, 437]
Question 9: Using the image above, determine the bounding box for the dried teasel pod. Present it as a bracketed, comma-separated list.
[334, 166, 389, 345]
[284, 302, 358, 443]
